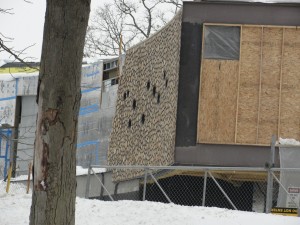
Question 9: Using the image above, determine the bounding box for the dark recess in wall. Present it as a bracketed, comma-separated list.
[141, 175, 254, 211]
[175, 22, 202, 147]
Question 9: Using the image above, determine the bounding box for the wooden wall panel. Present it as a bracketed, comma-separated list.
[236, 27, 261, 144]
[257, 28, 282, 144]
[280, 28, 300, 140]
[198, 59, 238, 143]
[198, 24, 300, 146]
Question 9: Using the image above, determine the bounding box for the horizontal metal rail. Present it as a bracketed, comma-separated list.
[270, 168, 300, 172]
[90, 165, 272, 172]
[91, 165, 300, 173]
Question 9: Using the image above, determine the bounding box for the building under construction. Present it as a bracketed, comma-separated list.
[106, 0, 300, 211]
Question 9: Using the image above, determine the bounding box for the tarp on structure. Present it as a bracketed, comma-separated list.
[277, 146, 300, 208]
[77, 62, 103, 167]
[17, 76, 38, 96]
[0, 72, 39, 126]
[0, 80, 17, 126]
[204, 26, 240, 60]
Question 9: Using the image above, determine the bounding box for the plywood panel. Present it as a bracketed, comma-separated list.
[198, 59, 238, 143]
[236, 27, 261, 144]
[198, 24, 300, 146]
[257, 28, 282, 144]
[280, 28, 300, 140]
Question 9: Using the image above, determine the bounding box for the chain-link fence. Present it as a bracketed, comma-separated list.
[0, 163, 32, 195]
[85, 166, 300, 215]
[0, 180, 31, 195]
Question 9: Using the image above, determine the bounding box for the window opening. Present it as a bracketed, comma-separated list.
[204, 26, 240, 60]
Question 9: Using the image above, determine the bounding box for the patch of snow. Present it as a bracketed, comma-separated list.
[10, 175, 31, 182]
[0, 182, 299, 225]
[9, 166, 106, 181]
[82, 58, 103, 65]
[279, 138, 300, 146]
[0, 72, 39, 81]
[0, 180, 30, 196]
[76, 166, 106, 176]
[40, 180, 46, 190]
[0, 60, 5, 67]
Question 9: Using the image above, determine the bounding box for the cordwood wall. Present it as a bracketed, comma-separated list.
[108, 12, 182, 181]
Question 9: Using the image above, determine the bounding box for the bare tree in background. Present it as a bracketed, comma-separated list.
[0, 3, 38, 67]
[0, 4, 39, 180]
[29, 0, 90, 224]
[84, 0, 182, 58]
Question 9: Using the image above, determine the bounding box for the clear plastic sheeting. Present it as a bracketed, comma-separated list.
[16, 96, 37, 175]
[204, 26, 240, 60]
[77, 62, 103, 167]
[0, 80, 17, 126]
[17, 76, 38, 96]
[98, 84, 118, 165]
[0, 128, 12, 179]
[0, 74, 39, 126]
[277, 147, 300, 208]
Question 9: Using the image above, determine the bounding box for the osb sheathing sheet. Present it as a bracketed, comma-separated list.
[257, 28, 282, 145]
[198, 25, 300, 146]
[236, 27, 261, 144]
[280, 28, 300, 140]
[198, 60, 238, 143]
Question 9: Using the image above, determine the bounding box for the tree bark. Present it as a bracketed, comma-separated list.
[30, 1, 90, 225]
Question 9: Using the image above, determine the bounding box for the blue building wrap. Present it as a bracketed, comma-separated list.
[0, 128, 12, 178]
[76, 62, 103, 167]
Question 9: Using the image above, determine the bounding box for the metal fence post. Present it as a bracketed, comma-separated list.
[149, 171, 173, 203]
[271, 171, 300, 208]
[143, 168, 148, 201]
[91, 168, 114, 201]
[208, 171, 237, 210]
[266, 168, 273, 213]
[202, 171, 208, 206]
[266, 135, 276, 213]
[85, 165, 91, 199]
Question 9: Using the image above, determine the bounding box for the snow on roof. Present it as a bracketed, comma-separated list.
[0, 72, 39, 82]
[279, 137, 300, 146]
[76, 166, 106, 176]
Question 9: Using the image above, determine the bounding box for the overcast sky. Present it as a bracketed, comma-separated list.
[2, 0, 296, 63]
[0, 0, 105, 62]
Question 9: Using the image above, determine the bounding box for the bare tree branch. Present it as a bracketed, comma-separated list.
[0, 38, 39, 71]
[84, 0, 182, 58]
[0, 8, 14, 15]
[0, 2, 39, 70]
[0, 32, 14, 41]
[161, 0, 182, 13]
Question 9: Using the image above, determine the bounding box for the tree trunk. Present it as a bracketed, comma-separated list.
[30, 1, 90, 225]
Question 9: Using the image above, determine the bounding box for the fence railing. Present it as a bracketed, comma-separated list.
[0, 163, 32, 195]
[86, 165, 300, 215]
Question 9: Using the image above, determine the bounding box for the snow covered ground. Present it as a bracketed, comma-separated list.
[9, 166, 106, 181]
[0, 182, 299, 225]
